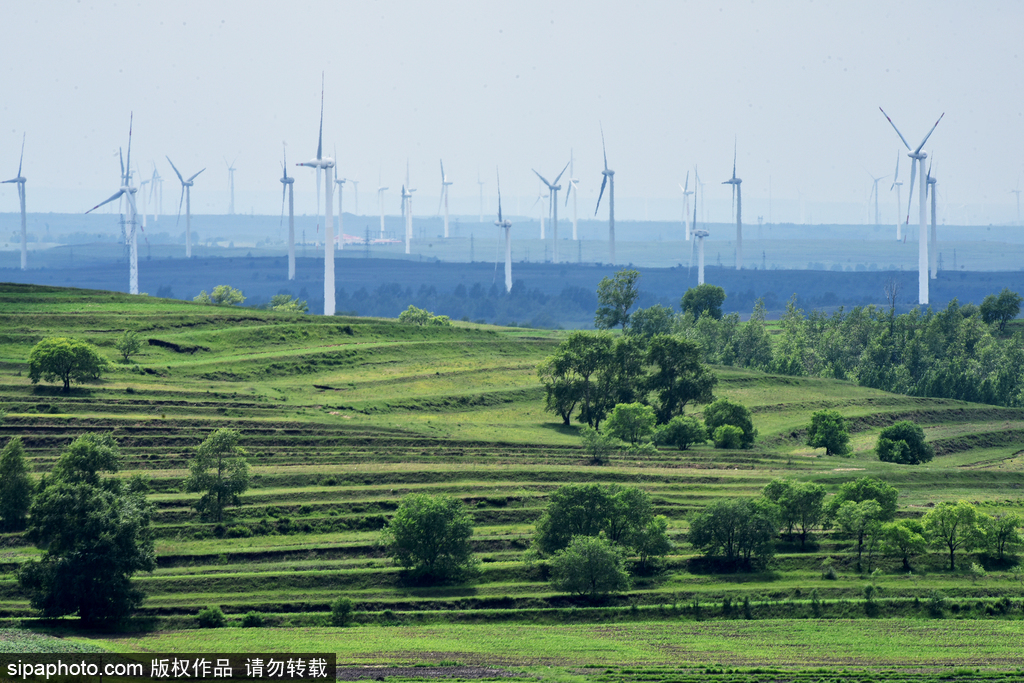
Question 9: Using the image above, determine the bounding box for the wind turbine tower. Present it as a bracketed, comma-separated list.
[594, 126, 616, 265]
[226, 157, 237, 215]
[891, 153, 903, 240]
[477, 173, 484, 222]
[679, 171, 693, 241]
[297, 77, 337, 316]
[350, 180, 359, 216]
[867, 172, 886, 225]
[87, 115, 140, 294]
[566, 149, 579, 240]
[377, 181, 388, 238]
[494, 169, 513, 293]
[166, 157, 205, 258]
[880, 107, 944, 305]
[402, 162, 415, 254]
[722, 141, 743, 270]
[533, 161, 569, 263]
[280, 144, 296, 280]
[439, 160, 453, 238]
[2, 134, 27, 270]
[927, 162, 938, 279]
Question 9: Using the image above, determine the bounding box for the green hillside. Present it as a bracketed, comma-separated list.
[2, 283, 1024, 678]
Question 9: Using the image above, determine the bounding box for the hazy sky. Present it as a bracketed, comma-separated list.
[2, 0, 1022, 223]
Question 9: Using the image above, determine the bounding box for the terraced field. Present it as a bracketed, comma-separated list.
[3, 282, 1024, 678]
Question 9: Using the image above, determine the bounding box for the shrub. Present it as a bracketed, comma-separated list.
[604, 402, 657, 445]
[380, 493, 475, 582]
[712, 424, 744, 449]
[876, 421, 933, 465]
[703, 398, 756, 448]
[654, 415, 707, 450]
[549, 535, 631, 599]
[578, 425, 617, 465]
[398, 305, 451, 326]
[331, 597, 354, 626]
[197, 606, 226, 628]
[241, 611, 264, 628]
[226, 525, 252, 538]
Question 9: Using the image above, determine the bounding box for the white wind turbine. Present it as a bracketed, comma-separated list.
[867, 171, 887, 225]
[564, 149, 580, 241]
[477, 173, 485, 222]
[166, 156, 205, 258]
[533, 161, 569, 263]
[401, 161, 415, 254]
[438, 160, 453, 238]
[494, 168, 513, 293]
[87, 115, 140, 294]
[138, 165, 150, 231]
[890, 152, 903, 240]
[722, 140, 743, 269]
[594, 125, 616, 265]
[225, 156, 237, 215]
[350, 180, 359, 216]
[688, 166, 709, 285]
[280, 144, 296, 280]
[334, 147, 346, 250]
[2, 133, 27, 270]
[880, 107, 944, 305]
[297, 77, 337, 316]
[679, 171, 693, 241]
[377, 171, 388, 239]
[927, 159, 938, 279]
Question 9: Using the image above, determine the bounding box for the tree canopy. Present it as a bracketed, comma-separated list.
[195, 285, 246, 306]
[980, 288, 1022, 332]
[924, 500, 983, 571]
[549, 535, 631, 599]
[28, 337, 107, 391]
[115, 330, 142, 363]
[687, 498, 778, 565]
[184, 428, 251, 522]
[645, 335, 717, 424]
[876, 420, 934, 465]
[595, 269, 641, 330]
[380, 493, 475, 582]
[702, 398, 756, 448]
[603, 402, 657, 445]
[806, 409, 851, 456]
[681, 284, 726, 320]
[0, 437, 32, 532]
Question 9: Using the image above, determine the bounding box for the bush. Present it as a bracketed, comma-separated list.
[115, 330, 142, 363]
[703, 398, 756, 448]
[578, 425, 617, 465]
[331, 597, 354, 626]
[549, 535, 631, 599]
[197, 605, 226, 628]
[604, 402, 657, 445]
[805, 409, 850, 456]
[380, 493, 475, 582]
[398, 305, 451, 326]
[241, 611, 264, 628]
[712, 424, 744, 449]
[876, 421, 933, 465]
[654, 415, 707, 450]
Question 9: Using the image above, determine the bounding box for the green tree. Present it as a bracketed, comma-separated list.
[633, 515, 673, 572]
[829, 477, 899, 522]
[595, 268, 641, 330]
[703, 398, 756, 448]
[0, 437, 32, 531]
[184, 428, 251, 522]
[604, 402, 657, 445]
[876, 421, 934, 465]
[687, 498, 778, 565]
[734, 299, 774, 370]
[578, 425, 618, 464]
[881, 519, 928, 571]
[380, 493, 475, 582]
[806, 409, 851, 456]
[980, 288, 1022, 332]
[654, 415, 707, 450]
[836, 499, 885, 572]
[28, 337, 107, 392]
[550, 535, 631, 599]
[924, 500, 983, 571]
[627, 304, 675, 338]
[17, 434, 155, 625]
[114, 330, 142, 363]
[398, 304, 451, 326]
[645, 334, 717, 424]
[537, 332, 614, 428]
[983, 513, 1023, 560]
[681, 284, 726, 320]
[210, 285, 246, 305]
[761, 479, 826, 547]
[712, 424, 744, 449]
[269, 294, 309, 313]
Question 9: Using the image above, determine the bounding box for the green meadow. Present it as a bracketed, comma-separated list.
[2, 282, 1024, 680]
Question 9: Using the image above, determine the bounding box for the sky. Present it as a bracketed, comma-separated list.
[2, 0, 1023, 224]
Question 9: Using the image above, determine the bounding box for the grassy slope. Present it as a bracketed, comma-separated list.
[2, 283, 1024, 674]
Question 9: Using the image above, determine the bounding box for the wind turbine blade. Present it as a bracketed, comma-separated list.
[187, 168, 205, 182]
[684, 170, 689, 192]
[17, 132, 25, 177]
[595, 174, 608, 215]
[119, 148, 125, 183]
[879, 107, 912, 150]
[86, 189, 125, 214]
[166, 156, 185, 183]
[317, 73, 324, 160]
[532, 169, 552, 188]
[176, 187, 185, 225]
[496, 168, 503, 223]
[440, 159, 445, 181]
[890, 153, 900, 190]
[906, 157, 917, 223]
[732, 139, 737, 179]
[125, 189, 139, 216]
[124, 112, 133, 181]
[913, 112, 945, 154]
[600, 123, 608, 170]
[553, 160, 570, 185]
[565, 181, 572, 207]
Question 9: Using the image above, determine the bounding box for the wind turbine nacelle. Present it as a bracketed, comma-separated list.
[281, 177, 295, 185]
[603, 169, 615, 176]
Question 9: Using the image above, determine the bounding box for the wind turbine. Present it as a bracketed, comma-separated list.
[401, 161, 415, 254]
[688, 166, 709, 285]
[280, 143, 296, 280]
[927, 160, 938, 279]
[166, 156, 205, 258]
[138, 165, 150, 230]
[880, 107, 944, 305]
[494, 169, 512, 293]
[438, 160, 453, 238]
[2, 133, 27, 270]
[225, 156, 237, 215]
[890, 152, 903, 240]
[867, 171, 887, 225]
[297, 76, 337, 316]
[350, 179, 359, 216]
[564, 149, 579, 240]
[679, 171, 693, 241]
[377, 172, 388, 239]
[334, 146, 346, 250]
[594, 125, 616, 265]
[533, 161, 569, 263]
[477, 173, 485, 222]
[722, 140, 742, 270]
[87, 115, 140, 294]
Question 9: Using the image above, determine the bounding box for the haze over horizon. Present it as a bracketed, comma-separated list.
[2, 1, 1023, 225]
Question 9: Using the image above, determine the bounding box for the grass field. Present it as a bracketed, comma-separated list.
[2, 282, 1024, 679]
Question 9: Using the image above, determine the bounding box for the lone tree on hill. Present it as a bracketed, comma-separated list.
[595, 268, 641, 330]
[17, 433, 155, 625]
[28, 337, 107, 392]
[115, 329, 142, 363]
[806, 409, 851, 456]
[381, 493, 475, 582]
[185, 428, 251, 523]
[0, 437, 33, 532]
[876, 420, 933, 465]
[980, 288, 1022, 332]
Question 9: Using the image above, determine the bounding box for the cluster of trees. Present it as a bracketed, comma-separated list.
[805, 410, 934, 465]
[1, 428, 250, 625]
[397, 305, 453, 326]
[194, 285, 246, 305]
[659, 287, 1024, 408]
[595, 398, 757, 454]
